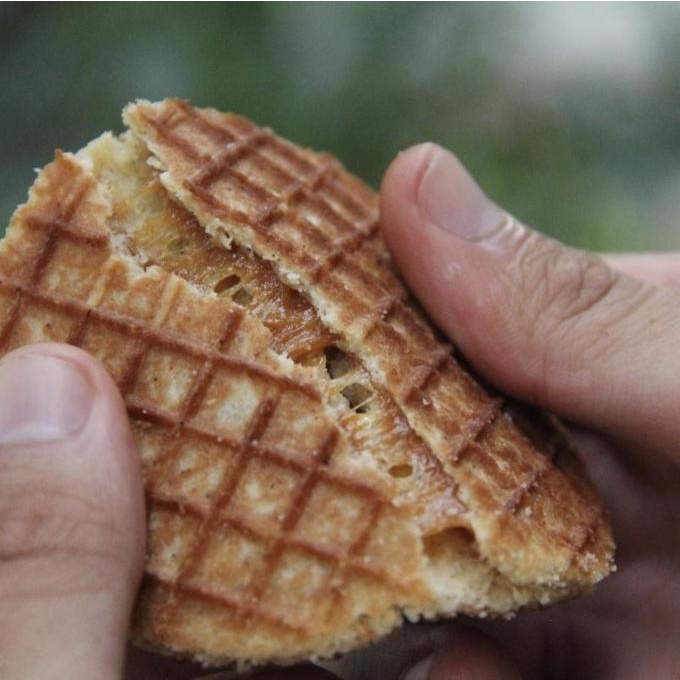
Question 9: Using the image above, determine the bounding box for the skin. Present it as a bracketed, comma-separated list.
[1, 145, 679, 680]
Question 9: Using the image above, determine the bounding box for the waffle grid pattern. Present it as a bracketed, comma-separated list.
[137, 104, 504, 453]
[105, 157, 475, 535]
[0, 108, 615, 664]
[134, 102, 603, 558]
[0, 154, 419, 638]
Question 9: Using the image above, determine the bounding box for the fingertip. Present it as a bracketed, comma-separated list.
[18, 343, 144, 523]
[9, 342, 146, 574]
[380, 142, 491, 244]
[0, 342, 145, 560]
[381, 143, 441, 202]
[380, 143, 440, 245]
[379, 144, 504, 366]
[2, 342, 126, 410]
[380, 144, 457, 310]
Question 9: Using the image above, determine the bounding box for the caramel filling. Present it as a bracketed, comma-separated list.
[97, 138, 467, 537]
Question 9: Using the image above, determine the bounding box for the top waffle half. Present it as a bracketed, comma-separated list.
[0, 99, 614, 669]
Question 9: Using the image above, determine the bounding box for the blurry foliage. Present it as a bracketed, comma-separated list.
[2, 2, 680, 250]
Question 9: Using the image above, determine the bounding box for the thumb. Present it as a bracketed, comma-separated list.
[0, 343, 145, 680]
[380, 144, 680, 456]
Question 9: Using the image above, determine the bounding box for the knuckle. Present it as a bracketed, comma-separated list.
[512, 237, 619, 341]
[506, 235, 644, 405]
[0, 477, 118, 566]
[539, 251, 618, 327]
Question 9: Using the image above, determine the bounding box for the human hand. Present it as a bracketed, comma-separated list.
[292, 145, 680, 680]
[3, 143, 679, 680]
[370, 144, 680, 680]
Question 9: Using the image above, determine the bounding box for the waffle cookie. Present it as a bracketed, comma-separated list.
[0, 99, 615, 669]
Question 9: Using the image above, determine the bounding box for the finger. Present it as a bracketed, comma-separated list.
[0, 343, 145, 680]
[380, 144, 680, 455]
[603, 252, 680, 288]
[402, 627, 521, 680]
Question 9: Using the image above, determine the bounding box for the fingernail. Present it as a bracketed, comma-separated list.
[417, 144, 504, 240]
[0, 351, 94, 446]
[402, 654, 434, 680]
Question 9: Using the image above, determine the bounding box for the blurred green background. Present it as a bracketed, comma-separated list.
[2, 2, 680, 250]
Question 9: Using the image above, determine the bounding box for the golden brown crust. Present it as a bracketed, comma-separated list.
[0, 151, 431, 667]
[83, 131, 473, 542]
[0, 101, 615, 668]
[125, 98, 614, 589]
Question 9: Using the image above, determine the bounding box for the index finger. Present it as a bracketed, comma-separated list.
[603, 252, 680, 288]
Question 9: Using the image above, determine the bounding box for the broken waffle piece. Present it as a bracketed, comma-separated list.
[0, 99, 614, 669]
